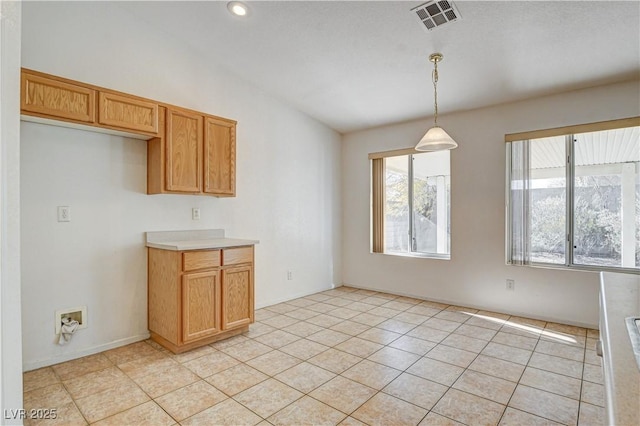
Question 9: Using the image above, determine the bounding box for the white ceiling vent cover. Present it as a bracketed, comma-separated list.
[411, 0, 462, 31]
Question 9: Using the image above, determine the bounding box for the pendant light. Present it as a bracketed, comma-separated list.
[415, 53, 458, 151]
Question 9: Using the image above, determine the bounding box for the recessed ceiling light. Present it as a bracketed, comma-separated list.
[227, 1, 249, 17]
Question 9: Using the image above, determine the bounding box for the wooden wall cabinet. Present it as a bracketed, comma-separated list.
[20, 68, 236, 197]
[148, 245, 254, 353]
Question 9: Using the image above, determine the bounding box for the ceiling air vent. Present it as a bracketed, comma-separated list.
[411, 0, 462, 31]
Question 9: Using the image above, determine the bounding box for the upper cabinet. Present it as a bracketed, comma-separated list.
[20, 68, 236, 197]
[21, 71, 96, 123]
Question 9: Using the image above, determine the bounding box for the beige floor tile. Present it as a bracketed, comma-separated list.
[426, 344, 477, 368]
[509, 384, 578, 425]
[342, 301, 375, 311]
[434, 310, 471, 323]
[357, 328, 402, 345]
[342, 359, 401, 390]
[23, 367, 60, 393]
[23, 383, 74, 413]
[491, 331, 538, 350]
[394, 295, 423, 305]
[500, 320, 545, 338]
[221, 340, 274, 362]
[420, 300, 449, 310]
[92, 401, 174, 426]
[464, 315, 506, 331]
[169, 345, 216, 363]
[407, 325, 450, 343]
[328, 307, 360, 320]
[266, 303, 300, 314]
[584, 349, 601, 366]
[282, 321, 324, 337]
[274, 362, 335, 393]
[383, 373, 447, 410]
[255, 308, 280, 320]
[582, 363, 603, 384]
[325, 297, 354, 307]
[388, 335, 436, 356]
[285, 308, 321, 321]
[581, 381, 604, 407]
[339, 416, 369, 426]
[63, 366, 131, 399]
[498, 407, 562, 425]
[368, 306, 402, 318]
[454, 324, 499, 340]
[407, 305, 442, 317]
[520, 367, 581, 400]
[481, 342, 532, 365]
[307, 329, 352, 346]
[306, 314, 344, 328]
[305, 293, 334, 302]
[419, 412, 465, 425]
[205, 363, 268, 396]
[210, 334, 250, 350]
[383, 300, 416, 310]
[360, 296, 390, 306]
[181, 399, 261, 426]
[423, 317, 461, 333]
[310, 376, 377, 414]
[367, 346, 420, 370]
[535, 340, 584, 362]
[132, 363, 200, 398]
[467, 355, 525, 382]
[407, 357, 464, 386]
[182, 351, 239, 378]
[246, 349, 302, 376]
[308, 348, 363, 374]
[335, 337, 384, 358]
[262, 314, 300, 329]
[349, 312, 387, 327]
[476, 310, 511, 321]
[51, 354, 113, 381]
[446, 305, 478, 314]
[586, 328, 600, 339]
[578, 402, 605, 426]
[433, 388, 505, 426]
[441, 333, 488, 353]
[329, 320, 371, 336]
[452, 370, 516, 404]
[307, 303, 339, 314]
[103, 341, 160, 365]
[118, 353, 176, 381]
[545, 322, 587, 337]
[586, 337, 599, 352]
[377, 318, 417, 334]
[253, 330, 301, 349]
[155, 380, 228, 421]
[28, 401, 87, 426]
[234, 378, 303, 418]
[280, 338, 329, 360]
[243, 322, 277, 338]
[508, 316, 547, 329]
[393, 311, 430, 325]
[528, 352, 584, 379]
[285, 298, 318, 308]
[268, 395, 346, 426]
[74, 381, 149, 423]
[352, 392, 427, 426]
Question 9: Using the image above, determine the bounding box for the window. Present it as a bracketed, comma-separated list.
[371, 149, 450, 259]
[506, 117, 640, 271]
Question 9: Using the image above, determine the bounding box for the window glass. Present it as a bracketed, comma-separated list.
[384, 155, 409, 253]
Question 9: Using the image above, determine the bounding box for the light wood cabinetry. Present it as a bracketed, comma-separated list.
[148, 245, 254, 353]
[20, 68, 236, 197]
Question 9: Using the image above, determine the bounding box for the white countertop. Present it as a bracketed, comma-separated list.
[599, 271, 640, 426]
[145, 229, 259, 251]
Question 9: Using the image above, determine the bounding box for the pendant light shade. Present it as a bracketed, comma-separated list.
[415, 126, 458, 151]
[415, 53, 458, 151]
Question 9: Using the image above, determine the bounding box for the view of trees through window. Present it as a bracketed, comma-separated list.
[526, 128, 639, 269]
[384, 151, 450, 258]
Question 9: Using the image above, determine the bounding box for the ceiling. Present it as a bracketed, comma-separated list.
[116, 1, 640, 134]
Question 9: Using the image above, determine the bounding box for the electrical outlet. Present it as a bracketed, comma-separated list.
[287, 270, 293, 280]
[506, 279, 515, 291]
[57, 206, 71, 222]
[192, 208, 201, 220]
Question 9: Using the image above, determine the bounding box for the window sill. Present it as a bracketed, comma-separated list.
[374, 251, 450, 261]
[508, 261, 640, 275]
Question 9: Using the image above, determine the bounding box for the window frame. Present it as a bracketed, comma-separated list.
[505, 116, 640, 274]
[370, 148, 451, 260]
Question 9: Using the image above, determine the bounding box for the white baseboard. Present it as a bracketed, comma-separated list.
[23, 333, 150, 372]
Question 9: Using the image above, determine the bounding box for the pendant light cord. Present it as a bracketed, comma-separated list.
[432, 59, 439, 126]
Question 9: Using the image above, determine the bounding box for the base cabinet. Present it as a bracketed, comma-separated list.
[148, 245, 254, 353]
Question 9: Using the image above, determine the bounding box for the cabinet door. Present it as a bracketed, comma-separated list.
[98, 92, 159, 134]
[204, 117, 236, 196]
[21, 72, 95, 123]
[166, 108, 203, 192]
[222, 265, 254, 330]
[182, 270, 221, 343]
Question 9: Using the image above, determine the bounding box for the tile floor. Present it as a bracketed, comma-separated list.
[23, 287, 605, 425]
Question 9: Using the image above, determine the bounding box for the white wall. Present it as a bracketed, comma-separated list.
[1, 0, 24, 421]
[21, 2, 341, 370]
[342, 80, 640, 328]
